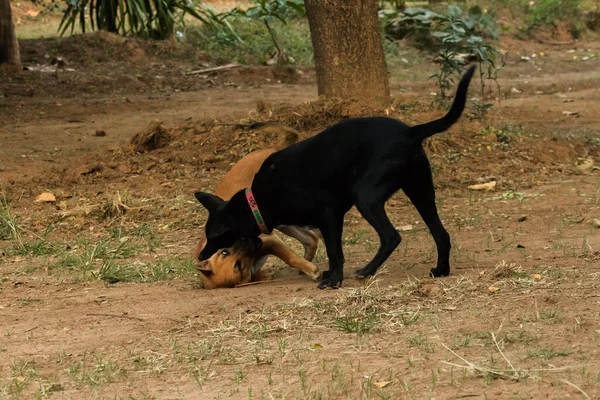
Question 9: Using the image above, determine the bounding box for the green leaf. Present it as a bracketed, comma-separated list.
[447, 5, 462, 17]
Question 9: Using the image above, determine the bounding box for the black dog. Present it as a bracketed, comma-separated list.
[196, 65, 476, 289]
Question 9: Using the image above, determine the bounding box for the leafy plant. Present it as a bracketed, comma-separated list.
[378, 0, 405, 11]
[381, 5, 503, 117]
[229, 0, 305, 64]
[527, 0, 583, 29]
[59, 0, 238, 40]
[180, 0, 307, 65]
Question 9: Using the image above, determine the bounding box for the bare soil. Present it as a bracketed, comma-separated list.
[1, 28, 600, 399]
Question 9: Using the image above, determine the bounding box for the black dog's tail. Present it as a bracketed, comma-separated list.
[410, 65, 476, 142]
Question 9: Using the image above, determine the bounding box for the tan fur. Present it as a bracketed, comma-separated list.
[194, 137, 321, 289]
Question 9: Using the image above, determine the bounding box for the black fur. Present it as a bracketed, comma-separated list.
[196, 65, 476, 288]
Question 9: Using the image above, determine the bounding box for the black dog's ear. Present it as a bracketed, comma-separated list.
[251, 236, 263, 252]
[194, 192, 225, 211]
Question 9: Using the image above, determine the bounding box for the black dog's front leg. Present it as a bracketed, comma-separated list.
[317, 210, 345, 289]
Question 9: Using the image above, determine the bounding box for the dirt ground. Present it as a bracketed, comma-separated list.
[2, 19, 600, 400]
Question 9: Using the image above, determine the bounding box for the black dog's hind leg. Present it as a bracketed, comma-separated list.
[403, 176, 451, 277]
[317, 209, 345, 289]
[354, 201, 401, 278]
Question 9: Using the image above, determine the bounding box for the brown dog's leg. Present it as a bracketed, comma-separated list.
[260, 235, 321, 280]
[277, 226, 320, 261]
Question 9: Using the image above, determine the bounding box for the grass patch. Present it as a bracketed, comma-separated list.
[7, 359, 38, 395]
[50, 234, 195, 283]
[0, 191, 21, 242]
[0, 191, 59, 257]
[335, 311, 379, 336]
[66, 353, 126, 388]
[539, 309, 564, 324]
[17, 297, 43, 307]
[408, 333, 435, 353]
[526, 347, 570, 360]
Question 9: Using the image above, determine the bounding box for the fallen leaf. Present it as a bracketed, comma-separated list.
[35, 192, 56, 203]
[373, 381, 393, 389]
[308, 343, 323, 350]
[575, 158, 594, 172]
[15, 376, 25, 382]
[398, 225, 413, 232]
[532, 274, 542, 280]
[488, 287, 500, 293]
[562, 111, 579, 116]
[511, 87, 522, 93]
[468, 181, 497, 191]
[592, 219, 600, 228]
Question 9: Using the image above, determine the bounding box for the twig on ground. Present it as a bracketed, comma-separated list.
[186, 63, 242, 75]
[86, 313, 144, 321]
[441, 343, 510, 379]
[236, 279, 281, 287]
[491, 332, 519, 379]
[560, 379, 591, 400]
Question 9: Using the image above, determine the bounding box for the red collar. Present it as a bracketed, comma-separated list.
[245, 188, 270, 235]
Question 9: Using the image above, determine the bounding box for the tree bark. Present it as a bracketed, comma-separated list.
[0, 0, 21, 69]
[305, 0, 390, 105]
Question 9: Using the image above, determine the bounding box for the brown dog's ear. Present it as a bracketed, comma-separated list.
[194, 192, 225, 211]
[196, 261, 214, 277]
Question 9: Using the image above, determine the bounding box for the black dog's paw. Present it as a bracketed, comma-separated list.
[321, 270, 330, 279]
[429, 267, 450, 278]
[318, 274, 342, 289]
[353, 266, 375, 279]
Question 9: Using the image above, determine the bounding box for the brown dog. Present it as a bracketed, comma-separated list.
[193, 148, 322, 288]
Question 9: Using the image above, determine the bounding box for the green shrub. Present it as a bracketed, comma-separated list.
[181, 18, 313, 66]
[527, 0, 583, 28]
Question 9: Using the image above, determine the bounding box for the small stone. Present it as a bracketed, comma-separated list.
[517, 215, 527, 222]
[95, 130, 107, 137]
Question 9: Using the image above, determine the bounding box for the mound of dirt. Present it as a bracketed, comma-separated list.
[26, 96, 598, 196]
[19, 31, 150, 66]
[530, 22, 578, 44]
[211, 99, 597, 189]
[246, 97, 396, 132]
[129, 121, 172, 153]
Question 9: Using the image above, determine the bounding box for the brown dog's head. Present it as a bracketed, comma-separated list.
[194, 238, 262, 289]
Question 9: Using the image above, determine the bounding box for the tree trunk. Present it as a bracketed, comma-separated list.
[305, 0, 390, 105]
[0, 0, 21, 69]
